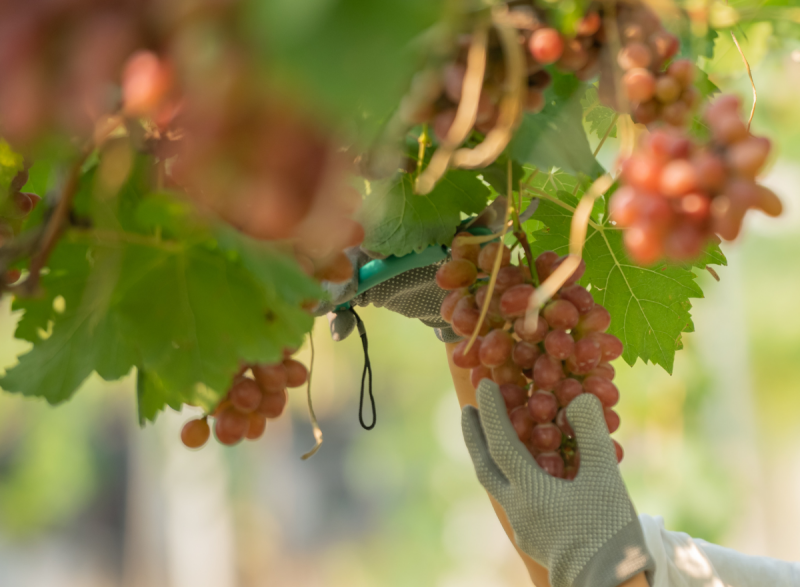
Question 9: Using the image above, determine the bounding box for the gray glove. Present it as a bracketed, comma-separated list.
[462, 380, 654, 587]
[314, 247, 461, 343]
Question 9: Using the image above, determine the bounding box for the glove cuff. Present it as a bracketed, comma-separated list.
[569, 517, 655, 587]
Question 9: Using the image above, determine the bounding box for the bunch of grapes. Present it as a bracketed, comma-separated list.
[180, 349, 310, 449]
[611, 95, 782, 264]
[1, 167, 40, 285]
[437, 242, 624, 478]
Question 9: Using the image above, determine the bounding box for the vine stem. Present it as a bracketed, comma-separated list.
[730, 30, 757, 129]
[463, 161, 514, 354]
[23, 152, 89, 294]
[301, 334, 323, 460]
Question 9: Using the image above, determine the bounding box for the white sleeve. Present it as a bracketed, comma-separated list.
[639, 514, 800, 587]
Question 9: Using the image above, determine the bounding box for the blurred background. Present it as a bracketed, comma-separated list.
[2, 13, 800, 587]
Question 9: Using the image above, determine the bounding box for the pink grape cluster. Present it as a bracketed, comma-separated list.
[611, 95, 782, 264]
[437, 241, 624, 478]
[180, 349, 309, 449]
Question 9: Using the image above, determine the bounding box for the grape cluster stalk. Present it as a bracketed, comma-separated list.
[612, 95, 782, 264]
[181, 348, 309, 449]
[439, 242, 624, 478]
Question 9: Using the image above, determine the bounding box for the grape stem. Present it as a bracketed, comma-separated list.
[301, 334, 323, 460]
[416, 18, 489, 194]
[730, 30, 757, 130]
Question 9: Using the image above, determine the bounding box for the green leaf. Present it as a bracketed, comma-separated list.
[581, 86, 618, 140]
[510, 70, 605, 179]
[525, 182, 726, 373]
[359, 168, 491, 257]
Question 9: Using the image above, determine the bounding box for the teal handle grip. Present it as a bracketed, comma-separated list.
[354, 225, 494, 296]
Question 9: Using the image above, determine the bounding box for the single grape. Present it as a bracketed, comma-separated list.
[536, 452, 565, 478]
[705, 94, 741, 125]
[609, 186, 640, 228]
[441, 288, 469, 322]
[479, 330, 514, 368]
[617, 42, 652, 71]
[535, 251, 559, 283]
[257, 389, 288, 418]
[576, 305, 611, 334]
[678, 193, 711, 224]
[577, 12, 601, 36]
[500, 284, 535, 319]
[727, 136, 771, 179]
[755, 184, 783, 217]
[499, 383, 529, 411]
[492, 362, 523, 386]
[588, 332, 624, 362]
[544, 329, 574, 360]
[11, 192, 35, 217]
[557, 38, 589, 71]
[453, 338, 483, 369]
[614, 439, 624, 463]
[477, 242, 512, 273]
[245, 412, 268, 440]
[559, 284, 594, 314]
[529, 28, 564, 64]
[474, 285, 503, 321]
[528, 390, 558, 424]
[531, 423, 562, 452]
[229, 378, 263, 413]
[692, 152, 727, 194]
[588, 362, 615, 380]
[583, 375, 620, 407]
[495, 265, 524, 292]
[436, 259, 478, 290]
[512, 340, 541, 369]
[649, 30, 679, 61]
[514, 314, 549, 343]
[554, 378, 583, 407]
[470, 365, 492, 389]
[624, 222, 665, 264]
[509, 405, 534, 442]
[604, 408, 621, 433]
[655, 75, 681, 104]
[660, 159, 698, 197]
[621, 154, 662, 192]
[710, 113, 748, 145]
[181, 418, 211, 448]
[253, 363, 288, 393]
[543, 299, 579, 330]
[550, 256, 585, 286]
[215, 407, 249, 445]
[566, 338, 602, 375]
[284, 359, 308, 388]
[667, 59, 695, 87]
[555, 409, 574, 438]
[633, 100, 660, 125]
[452, 296, 488, 337]
[451, 231, 480, 265]
[532, 355, 564, 390]
[664, 223, 705, 261]
[623, 68, 656, 103]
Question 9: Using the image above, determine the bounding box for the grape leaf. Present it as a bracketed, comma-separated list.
[510, 70, 605, 178]
[581, 86, 618, 140]
[525, 182, 726, 373]
[358, 168, 491, 257]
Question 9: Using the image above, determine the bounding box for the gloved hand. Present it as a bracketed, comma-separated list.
[314, 247, 461, 343]
[462, 379, 654, 587]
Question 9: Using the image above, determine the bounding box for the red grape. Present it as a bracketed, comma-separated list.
[614, 439, 624, 463]
[245, 412, 268, 440]
[554, 378, 583, 407]
[659, 160, 698, 197]
[451, 231, 480, 264]
[453, 338, 483, 369]
[492, 362, 523, 386]
[535, 251, 559, 282]
[588, 362, 615, 380]
[477, 242, 511, 273]
[623, 68, 656, 103]
[528, 390, 558, 424]
[514, 314, 549, 343]
[576, 305, 611, 334]
[500, 284, 535, 318]
[253, 363, 288, 393]
[588, 333, 624, 362]
[441, 288, 469, 323]
[542, 299, 579, 330]
[693, 152, 727, 194]
[474, 285, 503, 321]
[604, 408, 620, 433]
[510, 406, 534, 442]
[511, 340, 541, 369]
[284, 359, 308, 388]
[229, 378, 263, 413]
[668, 59, 695, 87]
[257, 389, 288, 418]
[499, 383, 529, 411]
[583, 376, 620, 407]
[618, 42, 652, 70]
[655, 75, 681, 103]
[452, 296, 488, 337]
[436, 259, 478, 290]
[215, 407, 249, 445]
[622, 155, 662, 192]
[495, 266, 525, 292]
[536, 452, 565, 478]
[529, 28, 564, 64]
[555, 409, 574, 438]
[181, 418, 211, 448]
[531, 423, 562, 452]
[544, 330, 575, 360]
[727, 136, 770, 179]
[532, 355, 564, 390]
[479, 330, 514, 368]
[566, 338, 602, 374]
[559, 284, 594, 314]
[470, 365, 492, 389]
[550, 256, 585, 286]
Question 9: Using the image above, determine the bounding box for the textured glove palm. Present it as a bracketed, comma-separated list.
[461, 380, 654, 587]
